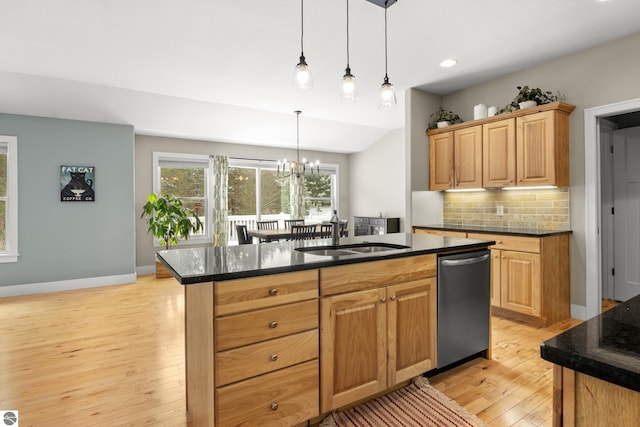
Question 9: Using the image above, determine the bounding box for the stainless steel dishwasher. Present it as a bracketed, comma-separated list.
[437, 249, 491, 369]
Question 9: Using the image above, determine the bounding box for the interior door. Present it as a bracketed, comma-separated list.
[613, 128, 640, 301]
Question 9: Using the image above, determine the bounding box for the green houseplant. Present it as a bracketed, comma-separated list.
[498, 85, 566, 114]
[141, 193, 204, 250]
[427, 107, 463, 131]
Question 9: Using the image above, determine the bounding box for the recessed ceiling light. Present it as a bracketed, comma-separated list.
[440, 58, 458, 68]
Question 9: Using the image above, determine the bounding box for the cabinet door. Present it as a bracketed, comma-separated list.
[490, 249, 502, 307]
[516, 110, 556, 186]
[483, 119, 516, 187]
[387, 278, 437, 385]
[320, 288, 387, 412]
[454, 125, 483, 188]
[500, 251, 541, 316]
[429, 131, 454, 190]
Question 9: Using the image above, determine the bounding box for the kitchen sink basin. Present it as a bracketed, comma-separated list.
[295, 243, 410, 257]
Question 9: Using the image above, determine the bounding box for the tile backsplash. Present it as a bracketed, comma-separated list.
[443, 187, 570, 230]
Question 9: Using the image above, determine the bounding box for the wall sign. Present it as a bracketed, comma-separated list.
[60, 165, 95, 202]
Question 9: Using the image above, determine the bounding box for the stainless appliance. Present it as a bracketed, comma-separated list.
[437, 249, 491, 368]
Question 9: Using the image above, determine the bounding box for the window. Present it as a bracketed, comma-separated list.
[153, 152, 211, 245]
[0, 135, 18, 263]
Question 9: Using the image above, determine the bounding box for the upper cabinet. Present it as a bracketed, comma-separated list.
[428, 102, 575, 190]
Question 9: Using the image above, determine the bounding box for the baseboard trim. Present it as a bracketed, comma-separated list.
[571, 304, 587, 321]
[0, 273, 137, 297]
[136, 265, 156, 276]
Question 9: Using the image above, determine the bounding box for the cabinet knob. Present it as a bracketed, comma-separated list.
[269, 288, 278, 296]
[271, 402, 279, 411]
[497, 240, 502, 244]
[380, 297, 387, 303]
[269, 321, 278, 328]
[390, 295, 397, 301]
[270, 354, 278, 362]
[502, 256, 506, 259]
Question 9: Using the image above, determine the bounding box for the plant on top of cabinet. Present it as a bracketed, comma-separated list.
[427, 107, 463, 130]
[498, 85, 566, 114]
[141, 192, 204, 250]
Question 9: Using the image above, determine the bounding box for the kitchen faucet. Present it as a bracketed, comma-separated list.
[330, 210, 340, 246]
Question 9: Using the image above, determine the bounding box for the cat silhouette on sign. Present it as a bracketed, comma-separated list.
[61, 166, 95, 201]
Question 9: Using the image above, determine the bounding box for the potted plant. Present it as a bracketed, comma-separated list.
[498, 85, 565, 114]
[141, 192, 204, 277]
[427, 107, 463, 131]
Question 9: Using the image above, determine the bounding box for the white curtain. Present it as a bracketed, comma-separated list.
[290, 175, 305, 220]
[211, 155, 228, 246]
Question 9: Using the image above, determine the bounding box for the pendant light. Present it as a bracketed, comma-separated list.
[341, 0, 357, 101]
[292, 0, 313, 92]
[378, 3, 397, 109]
[278, 111, 320, 178]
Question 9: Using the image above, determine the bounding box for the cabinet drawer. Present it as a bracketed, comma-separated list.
[216, 299, 318, 351]
[354, 216, 370, 224]
[216, 329, 318, 386]
[369, 218, 385, 226]
[215, 270, 318, 316]
[216, 360, 319, 427]
[414, 228, 468, 238]
[320, 254, 436, 295]
[468, 233, 540, 253]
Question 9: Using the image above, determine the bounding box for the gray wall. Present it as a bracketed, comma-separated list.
[431, 31, 640, 308]
[135, 135, 351, 269]
[0, 113, 135, 288]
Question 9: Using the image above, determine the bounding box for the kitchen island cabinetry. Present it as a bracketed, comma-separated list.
[428, 102, 575, 190]
[319, 255, 437, 412]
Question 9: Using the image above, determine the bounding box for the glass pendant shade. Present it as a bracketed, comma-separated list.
[293, 55, 313, 91]
[378, 76, 397, 109]
[341, 67, 357, 101]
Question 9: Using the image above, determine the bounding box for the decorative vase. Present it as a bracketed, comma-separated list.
[518, 100, 537, 109]
[437, 121, 450, 128]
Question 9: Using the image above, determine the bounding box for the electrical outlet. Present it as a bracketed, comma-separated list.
[497, 205, 504, 216]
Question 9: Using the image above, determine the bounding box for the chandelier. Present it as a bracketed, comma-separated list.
[278, 110, 319, 179]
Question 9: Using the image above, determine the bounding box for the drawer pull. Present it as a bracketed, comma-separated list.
[380, 297, 387, 303]
[269, 288, 278, 296]
[271, 402, 279, 411]
[270, 354, 278, 361]
[269, 321, 278, 329]
[390, 295, 397, 301]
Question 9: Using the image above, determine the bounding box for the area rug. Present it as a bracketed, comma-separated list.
[320, 377, 488, 427]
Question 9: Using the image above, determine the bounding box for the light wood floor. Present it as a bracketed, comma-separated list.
[0, 275, 584, 426]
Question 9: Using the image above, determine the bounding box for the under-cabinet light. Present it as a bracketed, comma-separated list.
[445, 188, 486, 193]
[503, 186, 557, 190]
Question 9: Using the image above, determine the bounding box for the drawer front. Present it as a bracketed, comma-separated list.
[216, 360, 319, 427]
[354, 216, 370, 224]
[216, 299, 318, 351]
[413, 228, 468, 238]
[216, 329, 318, 386]
[468, 233, 540, 253]
[320, 254, 437, 296]
[369, 218, 385, 226]
[215, 269, 318, 316]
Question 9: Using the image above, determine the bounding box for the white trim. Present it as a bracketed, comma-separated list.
[136, 264, 156, 276]
[584, 97, 640, 320]
[0, 135, 18, 262]
[571, 304, 587, 321]
[0, 273, 137, 297]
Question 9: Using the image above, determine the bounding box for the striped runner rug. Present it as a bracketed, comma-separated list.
[320, 377, 488, 427]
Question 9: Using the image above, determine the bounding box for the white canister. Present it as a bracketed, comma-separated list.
[473, 104, 488, 120]
[488, 106, 498, 116]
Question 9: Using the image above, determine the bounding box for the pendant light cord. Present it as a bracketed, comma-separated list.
[300, 0, 305, 56]
[384, 5, 388, 78]
[346, 0, 350, 68]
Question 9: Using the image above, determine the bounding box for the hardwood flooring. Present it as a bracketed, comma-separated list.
[0, 275, 583, 426]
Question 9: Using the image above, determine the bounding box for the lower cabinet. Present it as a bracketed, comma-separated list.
[319, 257, 437, 412]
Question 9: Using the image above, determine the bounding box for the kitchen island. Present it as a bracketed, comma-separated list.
[158, 232, 494, 427]
[540, 294, 640, 426]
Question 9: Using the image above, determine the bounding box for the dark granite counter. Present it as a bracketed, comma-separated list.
[540, 294, 640, 393]
[413, 224, 572, 237]
[157, 232, 494, 284]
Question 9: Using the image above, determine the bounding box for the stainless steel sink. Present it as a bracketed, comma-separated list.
[295, 243, 410, 257]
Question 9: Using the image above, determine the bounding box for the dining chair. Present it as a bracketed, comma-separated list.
[339, 220, 349, 237]
[284, 219, 304, 229]
[319, 224, 332, 238]
[256, 220, 279, 230]
[235, 224, 252, 245]
[290, 224, 317, 240]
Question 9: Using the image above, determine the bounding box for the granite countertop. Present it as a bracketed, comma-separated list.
[413, 224, 572, 237]
[157, 232, 494, 284]
[540, 294, 640, 393]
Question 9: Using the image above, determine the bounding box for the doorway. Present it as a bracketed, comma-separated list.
[585, 98, 640, 319]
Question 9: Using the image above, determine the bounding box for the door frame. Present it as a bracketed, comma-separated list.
[585, 97, 640, 319]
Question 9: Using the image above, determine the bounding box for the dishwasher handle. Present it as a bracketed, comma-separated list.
[440, 253, 490, 267]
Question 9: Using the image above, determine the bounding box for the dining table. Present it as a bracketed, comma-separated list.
[247, 227, 327, 243]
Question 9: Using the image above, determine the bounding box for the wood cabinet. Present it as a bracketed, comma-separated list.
[428, 102, 574, 190]
[319, 256, 437, 412]
[185, 270, 320, 427]
[429, 125, 482, 190]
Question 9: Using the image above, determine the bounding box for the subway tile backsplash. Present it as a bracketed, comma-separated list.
[443, 187, 570, 230]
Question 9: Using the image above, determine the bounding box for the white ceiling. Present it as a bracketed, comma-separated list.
[1, 0, 640, 153]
